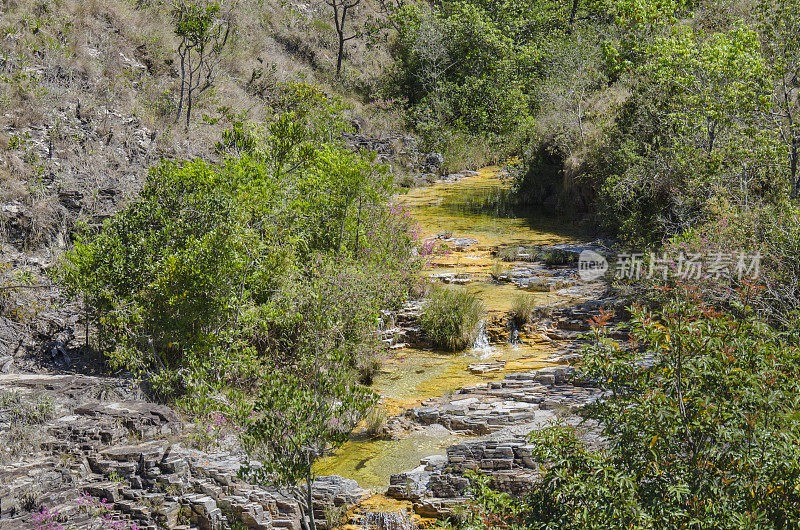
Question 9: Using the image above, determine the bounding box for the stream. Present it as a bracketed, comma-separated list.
[314, 166, 587, 493]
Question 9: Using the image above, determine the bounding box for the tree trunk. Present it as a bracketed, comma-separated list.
[791, 135, 799, 199]
[336, 33, 344, 77]
[568, 0, 579, 34]
[175, 46, 186, 124]
[186, 85, 193, 127]
[305, 468, 317, 530]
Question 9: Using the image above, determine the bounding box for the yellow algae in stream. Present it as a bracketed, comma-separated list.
[374, 343, 557, 403]
[344, 495, 436, 530]
[463, 280, 562, 313]
[318, 166, 588, 496]
[397, 166, 582, 248]
[313, 429, 469, 491]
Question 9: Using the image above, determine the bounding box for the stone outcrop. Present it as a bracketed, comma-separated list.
[0, 374, 369, 529]
[387, 439, 546, 519]
[386, 367, 606, 519]
[408, 367, 603, 436]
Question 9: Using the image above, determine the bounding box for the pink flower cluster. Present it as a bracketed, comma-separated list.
[76, 491, 140, 529]
[195, 411, 244, 449]
[33, 492, 140, 530]
[32, 507, 65, 530]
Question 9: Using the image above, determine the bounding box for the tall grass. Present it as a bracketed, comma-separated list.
[510, 294, 538, 325]
[419, 286, 484, 351]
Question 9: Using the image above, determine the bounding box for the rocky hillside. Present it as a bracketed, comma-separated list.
[0, 2, 460, 528]
[0, 0, 438, 364]
[0, 372, 376, 529]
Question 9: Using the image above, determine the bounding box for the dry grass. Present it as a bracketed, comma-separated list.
[0, 0, 405, 258]
[0, 391, 57, 464]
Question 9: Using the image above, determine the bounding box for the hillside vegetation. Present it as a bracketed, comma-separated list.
[2, 0, 800, 528]
[0, 0, 403, 250]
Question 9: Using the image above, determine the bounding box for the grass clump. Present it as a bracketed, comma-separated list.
[495, 245, 578, 266]
[420, 287, 484, 351]
[511, 294, 538, 325]
[362, 405, 388, 439]
[491, 261, 508, 281]
[537, 248, 578, 267]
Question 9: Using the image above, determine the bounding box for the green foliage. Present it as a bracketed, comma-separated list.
[172, 1, 222, 42]
[590, 26, 781, 245]
[755, 0, 800, 198]
[172, 0, 232, 126]
[386, 0, 615, 149]
[388, 2, 539, 136]
[59, 84, 419, 398]
[419, 286, 484, 351]
[602, 0, 690, 77]
[662, 202, 800, 327]
[474, 292, 800, 528]
[460, 471, 528, 529]
[241, 358, 376, 525]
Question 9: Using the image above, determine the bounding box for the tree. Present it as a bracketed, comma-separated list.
[241, 358, 377, 530]
[594, 27, 780, 245]
[389, 2, 539, 135]
[324, 0, 361, 77]
[471, 289, 800, 528]
[757, 0, 800, 199]
[172, 0, 231, 127]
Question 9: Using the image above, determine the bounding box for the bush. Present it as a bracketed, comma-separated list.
[387, 1, 549, 140]
[496, 245, 540, 262]
[472, 290, 800, 528]
[59, 85, 420, 399]
[419, 286, 484, 351]
[588, 27, 782, 247]
[661, 203, 800, 329]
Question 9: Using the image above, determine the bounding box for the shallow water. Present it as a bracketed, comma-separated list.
[315, 167, 585, 491]
[315, 427, 467, 491]
[401, 167, 581, 248]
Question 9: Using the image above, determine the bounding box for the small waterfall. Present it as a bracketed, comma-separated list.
[361, 511, 417, 530]
[472, 320, 494, 358]
[508, 318, 520, 344]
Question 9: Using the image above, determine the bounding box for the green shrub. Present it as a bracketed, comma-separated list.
[59, 84, 418, 528]
[59, 84, 420, 399]
[662, 203, 800, 328]
[388, 2, 542, 137]
[420, 286, 484, 351]
[589, 27, 782, 247]
[536, 248, 577, 267]
[362, 405, 388, 439]
[496, 245, 528, 262]
[473, 290, 800, 528]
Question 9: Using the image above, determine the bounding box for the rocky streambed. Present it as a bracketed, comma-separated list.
[0, 167, 618, 529]
[314, 168, 620, 526]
